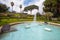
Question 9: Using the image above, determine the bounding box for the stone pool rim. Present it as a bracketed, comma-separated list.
[0, 21, 60, 33]
[0, 21, 60, 27]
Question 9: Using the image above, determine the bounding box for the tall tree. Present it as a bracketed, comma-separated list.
[24, 5, 39, 14]
[57, 0, 60, 17]
[0, 3, 9, 13]
[0, 3, 9, 22]
[11, 2, 14, 12]
[43, 0, 60, 17]
[19, 5, 22, 13]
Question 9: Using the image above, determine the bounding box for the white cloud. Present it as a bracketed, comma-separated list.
[0, 0, 45, 14]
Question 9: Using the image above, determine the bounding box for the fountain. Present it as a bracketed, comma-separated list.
[32, 13, 52, 32]
[44, 28, 51, 32]
[0, 13, 60, 40]
[33, 13, 36, 22]
[25, 24, 30, 29]
[25, 13, 37, 28]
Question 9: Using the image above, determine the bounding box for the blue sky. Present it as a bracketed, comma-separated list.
[24, 0, 33, 5]
[0, 0, 45, 14]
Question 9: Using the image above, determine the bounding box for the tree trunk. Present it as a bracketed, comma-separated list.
[46, 16, 49, 22]
[20, 8, 21, 13]
[30, 10, 32, 14]
[12, 6, 13, 12]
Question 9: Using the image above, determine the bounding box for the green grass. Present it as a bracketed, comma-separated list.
[0, 13, 60, 26]
[0, 19, 21, 26]
[0, 18, 33, 26]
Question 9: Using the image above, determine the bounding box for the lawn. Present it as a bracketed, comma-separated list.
[0, 13, 60, 26]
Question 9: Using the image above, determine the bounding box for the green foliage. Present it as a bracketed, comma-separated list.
[11, 2, 14, 6]
[0, 3, 9, 13]
[44, 0, 60, 17]
[44, 0, 57, 7]
[0, 13, 34, 26]
[44, 12, 53, 17]
[24, 5, 39, 11]
[43, 0, 57, 12]
[20, 5, 22, 8]
[44, 12, 53, 21]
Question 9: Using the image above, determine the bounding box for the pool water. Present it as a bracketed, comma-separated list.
[0, 22, 60, 40]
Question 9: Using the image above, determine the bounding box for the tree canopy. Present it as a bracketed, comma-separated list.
[43, 0, 60, 17]
[43, 0, 57, 12]
[0, 3, 9, 13]
[24, 5, 39, 11]
[11, 2, 14, 6]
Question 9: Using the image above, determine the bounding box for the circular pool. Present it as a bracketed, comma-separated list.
[0, 22, 60, 40]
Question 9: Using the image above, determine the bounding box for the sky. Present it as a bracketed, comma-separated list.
[0, 0, 45, 14]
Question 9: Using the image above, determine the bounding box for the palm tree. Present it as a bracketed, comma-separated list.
[11, 2, 14, 12]
[19, 5, 22, 13]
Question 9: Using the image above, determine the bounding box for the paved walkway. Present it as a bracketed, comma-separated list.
[48, 22, 60, 26]
[40, 21, 60, 26]
[0, 27, 2, 33]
